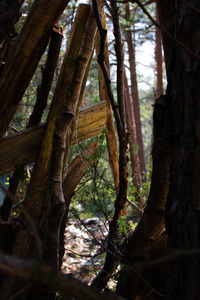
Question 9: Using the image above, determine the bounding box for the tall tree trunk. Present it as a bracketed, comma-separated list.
[155, 3, 163, 98]
[125, 3, 145, 177]
[158, 0, 200, 299]
[124, 71, 142, 204]
[91, 0, 128, 290]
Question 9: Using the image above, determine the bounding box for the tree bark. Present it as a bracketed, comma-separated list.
[158, 1, 200, 299]
[91, 0, 128, 290]
[0, 0, 69, 138]
[1, 26, 63, 222]
[0, 101, 107, 176]
[95, 9, 119, 192]
[124, 72, 142, 204]
[125, 3, 145, 177]
[116, 95, 170, 299]
[0, 4, 100, 299]
[155, 3, 163, 98]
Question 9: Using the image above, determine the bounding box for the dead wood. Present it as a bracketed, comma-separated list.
[0, 0, 69, 138]
[0, 101, 107, 176]
[59, 141, 99, 266]
[1, 26, 63, 222]
[95, 9, 119, 192]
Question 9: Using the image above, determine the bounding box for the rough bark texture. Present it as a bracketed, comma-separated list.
[158, 0, 200, 299]
[0, 0, 69, 138]
[0, 101, 107, 176]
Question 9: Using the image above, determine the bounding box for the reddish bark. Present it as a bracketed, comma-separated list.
[124, 72, 142, 204]
[125, 3, 146, 177]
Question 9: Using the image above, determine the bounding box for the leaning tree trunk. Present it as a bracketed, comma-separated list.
[0, 3, 100, 299]
[0, 0, 69, 138]
[158, 0, 200, 299]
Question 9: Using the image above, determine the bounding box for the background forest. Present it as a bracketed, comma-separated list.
[0, 0, 200, 299]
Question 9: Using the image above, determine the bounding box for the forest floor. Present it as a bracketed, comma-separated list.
[61, 218, 108, 284]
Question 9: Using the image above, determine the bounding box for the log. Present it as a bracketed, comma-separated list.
[0, 101, 107, 175]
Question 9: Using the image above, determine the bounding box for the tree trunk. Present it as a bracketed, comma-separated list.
[0, 0, 69, 138]
[124, 71, 142, 204]
[125, 3, 145, 177]
[95, 9, 119, 192]
[116, 95, 170, 299]
[155, 3, 163, 98]
[91, 0, 128, 290]
[1, 26, 63, 222]
[0, 4, 100, 299]
[158, 1, 200, 299]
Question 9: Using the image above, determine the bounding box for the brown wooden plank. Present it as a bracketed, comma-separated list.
[0, 101, 107, 175]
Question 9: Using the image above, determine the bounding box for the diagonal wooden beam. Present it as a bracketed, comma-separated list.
[0, 101, 107, 175]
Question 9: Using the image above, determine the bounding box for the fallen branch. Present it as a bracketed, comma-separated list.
[0, 101, 107, 175]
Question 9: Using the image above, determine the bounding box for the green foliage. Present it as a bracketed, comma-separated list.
[118, 216, 128, 238]
[70, 133, 116, 219]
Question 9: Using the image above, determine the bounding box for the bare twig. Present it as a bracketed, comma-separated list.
[126, 198, 144, 215]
